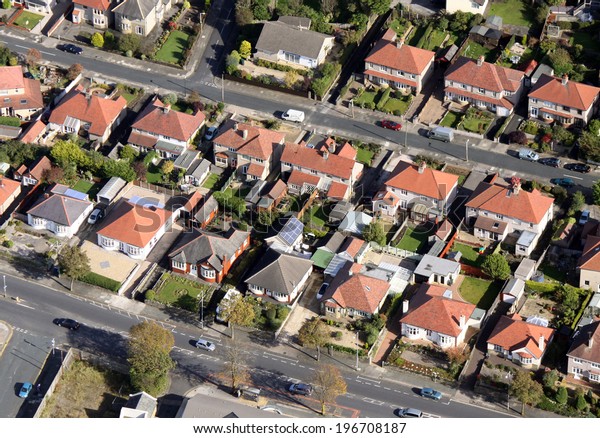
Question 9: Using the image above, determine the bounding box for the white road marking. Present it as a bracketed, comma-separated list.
[357, 376, 381, 384]
[263, 351, 297, 362]
[565, 174, 583, 180]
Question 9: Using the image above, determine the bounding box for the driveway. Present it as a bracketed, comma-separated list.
[279, 272, 323, 339]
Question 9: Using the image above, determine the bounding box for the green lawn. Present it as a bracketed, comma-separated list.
[463, 42, 493, 61]
[462, 115, 493, 134]
[202, 173, 220, 190]
[155, 275, 212, 311]
[382, 96, 411, 115]
[572, 29, 600, 53]
[119, 92, 138, 104]
[354, 91, 378, 107]
[14, 11, 45, 30]
[408, 25, 427, 46]
[488, 0, 534, 27]
[459, 277, 502, 310]
[452, 242, 484, 267]
[389, 20, 408, 37]
[422, 29, 448, 51]
[440, 111, 461, 129]
[145, 163, 163, 184]
[155, 30, 192, 64]
[72, 180, 102, 200]
[306, 204, 328, 229]
[395, 226, 430, 253]
[356, 147, 374, 166]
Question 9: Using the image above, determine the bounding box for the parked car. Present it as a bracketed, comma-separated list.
[87, 208, 105, 224]
[195, 339, 216, 351]
[18, 382, 33, 398]
[518, 148, 539, 162]
[565, 163, 591, 173]
[58, 44, 83, 55]
[396, 407, 423, 418]
[381, 120, 402, 131]
[420, 387, 442, 400]
[550, 177, 574, 188]
[289, 383, 313, 396]
[538, 157, 561, 167]
[53, 318, 81, 330]
[204, 126, 218, 141]
[580, 210, 591, 225]
[316, 283, 329, 299]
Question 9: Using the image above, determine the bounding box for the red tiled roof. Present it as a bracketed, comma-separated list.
[538, 106, 575, 118]
[183, 191, 204, 213]
[19, 120, 46, 143]
[466, 181, 554, 224]
[529, 74, 600, 111]
[127, 131, 158, 148]
[445, 57, 524, 93]
[339, 237, 365, 258]
[400, 284, 476, 337]
[578, 235, 600, 271]
[487, 314, 555, 359]
[0, 71, 43, 112]
[131, 97, 205, 143]
[374, 190, 400, 206]
[385, 161, 459, 200]
[445, 86, 515, 110]
[49, 87, 127, 136]
[97, 200, 172, 248]
[327, 181, 349, 200]
[287, 169, 320, 187]
[0, 178, 21, 207]
[26, 156, 51, 181]
[336, 142, 357, 160]
[365, 40, 434, 76]
[0, 66, 25, 90]
[282, 142, 356, 180]
[73, 0, 110, 10]
[246, 162, 265, 177]
[364, 69, 418, 87]
[213, 120, 284, 160]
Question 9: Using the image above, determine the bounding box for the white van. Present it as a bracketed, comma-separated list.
[282, 109, 305, 123]
[428, 127, 454, 142]
[518, 148, 539, 162]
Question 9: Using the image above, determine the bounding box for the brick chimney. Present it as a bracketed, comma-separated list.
[396, 37, 405, 49]
[328, 140, 336, 153]
[538, 334, 545, 352]
[511, 176, 521, 195]
[162, 105, 170, 114]
[588, 331, 594, 348]
[323, 149, 329, 160]
[234, 122, 239, 131]
[477, 55, 484, 66]
[242, 129, 248, 140]
[418, 161, 426, 174]
[562, 74, 568, 86]
[459, 314, 466, 328]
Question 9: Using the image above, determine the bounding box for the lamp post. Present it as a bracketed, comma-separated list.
[465, 139, 470, 162]
[355, 331, 360, 371]
[221, 73, 225, 103]
[350, 99, 354, 118]
[51, 338, 55, 356]
[506, 372, 512, 411]
[404, 121, 408, 148]
[3, 275, 6, 299]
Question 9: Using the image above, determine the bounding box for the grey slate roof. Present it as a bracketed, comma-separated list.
[112, 0, 155, 20]
[96, 177, 127, 203]
[414, 254, 461, 278]
[27, 194, 92, 226]
[169, 228, 249, 271]
[277, 16, 311, 29]
[255, 21, 333, 60]
[245, 179, 267, 204]
[186, 158, 211, 179]
[321, 231, 345, 253]
[245, 248, 313, 295]
[174, 150, 200, 170]
[194, 196, 219, 224]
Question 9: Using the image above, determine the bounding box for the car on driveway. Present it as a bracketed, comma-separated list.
[87, 208, 105, 224]
[580, 210, 591, 225]
[204, 126, 218, 141]
[195, 339, 216, 351]
[381, 120, 402, 131]
[550, 177, 574, 188]
[58, 44, 83, 55]
[420, 387, 442, 400]
[19, 382, 32, 398]
[289, 383, 313, 396]
[53, 318, 81, 330]
[565, 163, 591, 173]
[538, 157, 561, 167]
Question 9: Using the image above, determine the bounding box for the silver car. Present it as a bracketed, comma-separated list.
[195, 339, 216, 351]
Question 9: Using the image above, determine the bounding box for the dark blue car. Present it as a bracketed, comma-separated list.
[420, 387, 442, 400]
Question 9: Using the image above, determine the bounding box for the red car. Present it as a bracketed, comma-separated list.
[381, 120, 402, 131]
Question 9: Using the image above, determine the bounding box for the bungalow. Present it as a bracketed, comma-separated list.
[0, 177, 21, 216]
[400, 284, 480, 349]
[0, 66, 43, 121]
[487, 313, 555, 369]
[169, 228, 250, 283]
[566, 320, 600, 384]
[245, 248, 313, 304]
[413, 254, 460, 286]
[13, 156, 52, 187]
[27, 189, 93, 238]
[265, 216, 304, 253]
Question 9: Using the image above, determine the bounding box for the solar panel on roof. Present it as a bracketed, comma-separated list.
[63, 188, 88, 201]
[279, 217, 303, 246]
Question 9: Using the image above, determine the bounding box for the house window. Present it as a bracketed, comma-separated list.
[172, 261, 185, 270]
[572, 367, 583, 375]
[128, 246, 141, 255]
[563, 106, 570, 112]
[439, 335, 450, 344]
[426, 330, 432, 336]
[591, 362, 600, 369]
[121, 22, 130, 31]
[284, 53, 300, 64]
[310, 169, 318, 175]
[496, 213, 503, 219]
[521, 356, 532, 365]
[585, 280, 590, 286]
[135, 26, 143, 35]
[407, 326, 419, 335]
[573, 358, 582, 364]
[590, 374, 600, 382]
[255, 158, 264, 164]
[201, 267, 216, 278]
[478, 87, 485, 94]
[400, 189, 407, 195]
[494, 344, 503, 352]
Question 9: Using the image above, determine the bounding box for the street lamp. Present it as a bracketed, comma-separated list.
[51, 338, 55, 356]
[506, 372, 512, 411]
[221, 73, 225, 103]
[355, 331, 360, 371]
[199, 293, 204, 329]
[465, 139, 470, 162]
[2, 275, 6, 299]
[350, 99, 354, 118]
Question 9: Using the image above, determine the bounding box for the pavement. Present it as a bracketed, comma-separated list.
[0, 321, 12, 358]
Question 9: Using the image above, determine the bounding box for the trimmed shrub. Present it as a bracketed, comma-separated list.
[81, 272, 121, 292]
[2, 240, 13, 248]
[145, 289, 156, 301]
[0, 116, 21, 127]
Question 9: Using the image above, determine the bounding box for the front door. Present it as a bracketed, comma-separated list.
[190, 264, 198, 277]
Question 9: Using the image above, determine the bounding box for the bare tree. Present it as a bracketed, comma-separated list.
[313, 364, 347, 416]
[220, 339, 250, 394]
[26, 48, 41, 68]
[321, 0, 337, 15]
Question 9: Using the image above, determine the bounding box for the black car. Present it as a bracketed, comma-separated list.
[289, 383, 313, 396]
[58, 44, 83, 55]
[53, 318, 81, 330]
[538, 157, 561, 167]
[564, 163, 591, 173]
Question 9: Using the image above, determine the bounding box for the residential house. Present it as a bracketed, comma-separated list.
[363, 29, 435, 94]
[127, 96, 205, 159]
[184, 159, 211, 187]
[191, 195, 219, 228]
[320, 261, 391, 318]
[245, 248, 313, 304]
[0, 177, 21, 216]
[372, 161, 459, 221]
[169, 228, 250, 283]
[446, 0, 488, 14]
[47, 86, 127, 143]
[254, 19, 335, 69]
[413, 254, 460, 285]
[265, 215, 304, 253]
[528, 74, 600, 127]
[14, 156, 52, 187]
[0, 66, 43, 121]
[578, 235, 600, 291]
[27, 188, 94, 238]
[119, 391, 157, 418]
[213, 121, 285, 181]
[281, 140, 363, 201]
[72, 0, 112, 29]
[19, 120, 47, 144]
[566, 320, 600, 384]
[444, 56, 525, 116]
[97, 197, 174, 260]
[465, 176, 554, 256]
[18, 0, 55, 13]
[400, 284, 480, 349]
[487, 313, 555, 369]
[113, 0, 173, 36]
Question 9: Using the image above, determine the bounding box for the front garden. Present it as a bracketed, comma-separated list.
[353, 86, 413, 116]
[441, 108, 494, 135]
[13, 11, 44, 30]
[148, 273, 214, 312]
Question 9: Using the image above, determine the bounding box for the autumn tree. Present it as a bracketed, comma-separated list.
[161, 160, 175, 182]
[58, 245, 91, 290]
[510, 370, 543, 416]
[51, 140, 89, 169]
[66, 63, 83, 81]
[313, 364, 347, 416]
[220, 338, 250, 393]
[239, 40, 252, 59]
[298, 317, 329, 361]
[481, 253, 511, 281]
[26, 48, 41, 68]
[217, 294, 255, 340]
[133, 161, 147, 181]
[128, 321, 175, 396]
[284, 70, 299, 88]
[42, 165, 65, 184]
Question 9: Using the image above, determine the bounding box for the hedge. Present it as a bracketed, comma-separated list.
[81, 272, 121, 292]
[571, 290, 595, 329]
[525, 281, 559, 294]
[326, 343, 367, 357]
[0, 116, 21, 127]
[376, 87, 392, 111]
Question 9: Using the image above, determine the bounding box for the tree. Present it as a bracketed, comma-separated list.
[213, 191, 246, 216]
[239, 40, 252, 59]
[552, 125, 574, 146]
[51, 140, 89, 169]
[162, 93, 178, 106]
[576, 393, 588, 411]
[182, 0, 191, 8]
[555, 386, 568, 405]
[592, 180, 600, 206]
[535, 4, 549, 25]
[362, 220, 386, 246]
[235, 5, 254, 26]
[508, 130, 528, 145]
[226, 50, 241, 74]
[510, 370, 543, 416]
[320, 0, 337, 15]
[359, 0, 391, 15]
[568, 191, 585, 217]
[66, 63, 83, 81]
[118, 33, 141, 54]
[313, 364, 347, 416]
[58, 245, 91, 291]
[284, 70, 299, 88]
[133, 161, 147, 181]
[128, 321, 175, 396]
[102, 159, 136, 181]
[2, 0, 10, 9]
[26, 48, 41, 68]
[548, 48, 573, 76]
[542, 369, 559, 390]
[120, 144, 139, 162]
[161, 160, 175, 182]
[298, 317, 329, 361]
[481, 253, 511, 281]
[220, 339, 250, 393]
[217, 294, 255, 340]
[579, 131, 600, 162]
[91, 32, 104, 48]
[41, 166, 65, 184]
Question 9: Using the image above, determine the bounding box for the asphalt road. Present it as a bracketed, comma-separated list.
[0, 273, 512, 418]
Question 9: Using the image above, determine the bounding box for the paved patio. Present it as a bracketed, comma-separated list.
[80, 240, 139, 284]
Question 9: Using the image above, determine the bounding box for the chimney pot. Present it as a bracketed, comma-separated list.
[562, 74, 569, 86]
[163, 105, 170, 113]
[396, 38, 405, 49]
[323, 150, 329, 160]
[539, 335, 545, 351]
[402, 299, 409, 314]
[328, 141, 336, 153]
[418, 161, 426, 174]
[477, 55, 484, 66]
[242, 129, 248, 140]
[459, 314, 466, 328]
